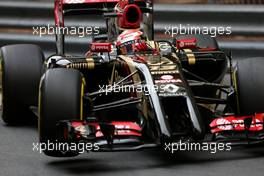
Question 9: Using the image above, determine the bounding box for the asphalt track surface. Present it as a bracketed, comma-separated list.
[1, 115, 264, 176]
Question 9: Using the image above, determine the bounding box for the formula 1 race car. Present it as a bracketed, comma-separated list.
[1, 0, 264, 157]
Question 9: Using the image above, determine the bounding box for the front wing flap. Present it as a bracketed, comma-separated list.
[210, 113, 264, 133]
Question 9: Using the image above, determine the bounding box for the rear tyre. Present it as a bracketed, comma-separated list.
[235, 57, 264, 115]
[0, 44, 44, 124]
[39, 68, 85, 157]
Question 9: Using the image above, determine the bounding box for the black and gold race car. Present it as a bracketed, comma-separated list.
[1, 0, 264, 157]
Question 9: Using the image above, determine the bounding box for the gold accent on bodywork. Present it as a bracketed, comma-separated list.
[232, 69, 240, 114]
[119, 55, 142, 97]
[147, 56, 176, 71]
[119, 55, 141, 84]
[66, 58, 95, 69]
[86, 58, 95, 70]
[109, 62, 116, 86]
[80, 79, 85, 120]
[184, 49, 196, 65]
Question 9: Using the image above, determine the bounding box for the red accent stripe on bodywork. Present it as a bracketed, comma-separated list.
[210, 113, 264, 133]
[72, 121, 142, 137]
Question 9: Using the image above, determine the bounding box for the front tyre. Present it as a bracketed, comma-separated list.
[235, 57, 264, 115]
[39, 68, 85, 157]
[0, 44, 44, 124]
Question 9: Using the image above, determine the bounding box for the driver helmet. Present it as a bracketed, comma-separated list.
[116, 29, 149, 55]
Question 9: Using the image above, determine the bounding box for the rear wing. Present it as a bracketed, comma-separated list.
[63, 0, 119, 4]
[55, 0, 150, 26]
[56, 0, 117, 27]
[54, 0, 153, 55]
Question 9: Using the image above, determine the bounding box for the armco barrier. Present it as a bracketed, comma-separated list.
[0, 1, 263, 58]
